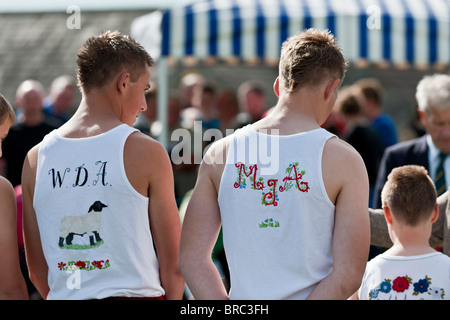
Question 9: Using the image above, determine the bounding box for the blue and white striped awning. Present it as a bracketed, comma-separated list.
[134, 0, 450, 69]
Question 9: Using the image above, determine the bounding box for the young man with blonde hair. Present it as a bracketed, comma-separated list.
[353, 165, 450, 300]
[179, 29, 370, 299]
[22, 31, 183, 300]
[0, 94, 28, 299]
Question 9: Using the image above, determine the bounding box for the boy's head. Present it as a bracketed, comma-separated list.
[354, 78, 383, 108]
[335, 86, 366, 118]
[0, 93, 15, 126]
[381, 165, 437, 226]
[76, 30, 153, 94]
[0, 93, 15, 158]
[278, 28, 348, 95]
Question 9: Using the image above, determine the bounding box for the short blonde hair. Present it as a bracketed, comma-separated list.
[76, 30, 153, 93]
[0, 93, 15, 125]
[381, 165, 437, 226]
[278, 28, 348, 94]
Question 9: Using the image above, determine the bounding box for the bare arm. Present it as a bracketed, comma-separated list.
[148, 145, 184, 299]
[0, 177, 28, 299]
[22, 145, 50, 298]
[125, 133, 184, 300]
[178, 140, 229, 300]
[434, 190, 447, 254]
[307, 138, 370, 299]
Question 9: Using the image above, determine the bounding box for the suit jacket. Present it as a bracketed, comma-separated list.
[373, 134, 429, 208]
[369, 189, 449, 256]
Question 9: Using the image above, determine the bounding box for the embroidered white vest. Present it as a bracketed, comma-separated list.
[34, 124, 164, 299]
[218, 125, 336, 299]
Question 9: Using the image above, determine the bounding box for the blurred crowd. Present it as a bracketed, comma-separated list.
[0, 70, 426, 299]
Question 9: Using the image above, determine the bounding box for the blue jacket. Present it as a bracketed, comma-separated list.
[373, 134, 428, 208]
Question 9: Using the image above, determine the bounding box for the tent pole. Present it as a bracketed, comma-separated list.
[157, 56, 169, 149]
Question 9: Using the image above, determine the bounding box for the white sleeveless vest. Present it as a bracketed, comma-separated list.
[218, 125, 336, 299]
[33, 124, 164, 299]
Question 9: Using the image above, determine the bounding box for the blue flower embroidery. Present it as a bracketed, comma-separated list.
[369, 289, 379, 299]
[413, 278, 429, 294]
[379, 281, 391, 293]
[259, 218, 280, 228]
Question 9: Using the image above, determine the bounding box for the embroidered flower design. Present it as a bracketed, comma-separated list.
[369, 289, 379, 299]
[259, 218, 280, 228]
[379, 280, 391, 293]
[57, 259, 110, 271]
[369, 275, 446, 300]
[58, 262, 67, 270]
[392, 276, 411, 293]
[75, 261, 87, 269]
[430, 287, 445, 299]
[92, 260, 104, 269]
[413, 277, 430, 295]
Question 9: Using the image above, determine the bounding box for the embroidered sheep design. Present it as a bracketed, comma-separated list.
[58, 201, 107, 249]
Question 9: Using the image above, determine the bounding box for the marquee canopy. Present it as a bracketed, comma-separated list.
[131, 0, 450, 146]
[133, 0, 450, 68]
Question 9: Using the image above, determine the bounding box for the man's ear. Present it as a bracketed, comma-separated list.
[418, 109, 428, 128]
[273, 77, 280, 97]
[117, 72, 130, 94]
[324, 78, 341, 102]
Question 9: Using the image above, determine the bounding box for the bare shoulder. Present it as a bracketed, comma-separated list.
[0, 176, 16, 222]
[200, 134, 233, 190]
[22, 143, 41, 190]
[125, 131, 168, 162]
[123, 131, 172, 197]
[322, 136, 369, 204]
[323, 136, 365, 166]
[0, 176, 14, 200]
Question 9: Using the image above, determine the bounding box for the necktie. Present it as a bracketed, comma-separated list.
[435, 153, 447, 196]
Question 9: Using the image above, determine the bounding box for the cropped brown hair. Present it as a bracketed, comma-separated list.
[336, 86, 366, 117]
[381, 165, 437, 226]
[0, 93, 16, 125]
[279, 28, 348, 94]
[76, 30, 153, 93]
[355, 78, 383, 106]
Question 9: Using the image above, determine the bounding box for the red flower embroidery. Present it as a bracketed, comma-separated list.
[58, 262, 67, 270]
[393, 276, 410, 292]
[75, 261, 86, 270]
[92, 260, 104, 269]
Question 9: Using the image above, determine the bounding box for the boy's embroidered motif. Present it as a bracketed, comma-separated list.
[369, 275, 446, 299]
[234, 162, 309, 207]
[58, 259, 111, 271]
[58, 200, 107, 249]
[259, 218, 280, 228]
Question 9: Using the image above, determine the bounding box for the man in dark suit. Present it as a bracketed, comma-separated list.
[373, 74, 450, 208]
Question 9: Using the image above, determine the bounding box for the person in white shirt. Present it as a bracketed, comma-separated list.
[178, 28, 370, 300]
[352, 165, 450, 300]
[22, 30, 183, 300]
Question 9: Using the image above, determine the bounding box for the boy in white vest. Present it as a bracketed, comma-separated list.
[353, 165, 450, 300]
[22, 31, 183, 300]
[179, 29, 371, 299]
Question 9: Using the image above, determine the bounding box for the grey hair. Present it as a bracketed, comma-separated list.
[415, 74, 450, 114]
